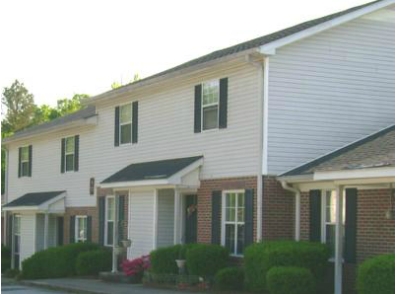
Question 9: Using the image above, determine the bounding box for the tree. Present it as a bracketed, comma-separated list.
[2, 80, 36, 133]
[111, 73, 141, 89]
[55, 94, 89, 117]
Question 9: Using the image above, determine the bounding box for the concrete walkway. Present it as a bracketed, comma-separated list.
[19, 278, 187, 294]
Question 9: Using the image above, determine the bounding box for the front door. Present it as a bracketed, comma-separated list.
[185, 195, 197, 244]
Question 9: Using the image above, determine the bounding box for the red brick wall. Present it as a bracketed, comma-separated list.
[262, 177, 295, 240]
[197, 177, 257, 244]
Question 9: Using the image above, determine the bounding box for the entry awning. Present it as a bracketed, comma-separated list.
[100, 156, 203, 189]
[2, 191, 66, 213]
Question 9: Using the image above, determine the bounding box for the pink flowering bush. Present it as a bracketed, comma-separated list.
[121, 255, 150, 282]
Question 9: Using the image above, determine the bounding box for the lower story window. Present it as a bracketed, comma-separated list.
[75, 216, 87, 242]
[222, 191, 245, 255]
[105, 196, 115, 246]
[322, 190, 346, 258]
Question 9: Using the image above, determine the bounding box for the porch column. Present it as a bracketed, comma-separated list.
[112, 195, 119, 273]
[174, 189, 182, 244]
[44, 212, 49, 249]
[334, 185, 344, 294]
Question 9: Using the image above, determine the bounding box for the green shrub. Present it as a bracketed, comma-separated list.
[186, 244, 229, 277]
[22, 242, 100, 279]
[150, 244, 195, 274]
[266, 266, 316, 294]
[215, 267, 245, 291]
[2, 245, 11, 273]
[4, 268, 20, 278]
[357, 254, 394, 294]
[244, 241, 330, 292]
[76, 249, 112, 276]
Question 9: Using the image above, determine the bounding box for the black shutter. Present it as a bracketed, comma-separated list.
[194, 84, 202, 133]
[69, 216, 76, 243]
[61, 138, 66, 173]
[344, 188, 357, 264]
[211, 191, 222, 244]
[219, 78, 228, 129]
[74, 135, 79, 171]
[309, 190, 322, 242]
[118, 196, 125, 243]
[18, 148, 21, 178]
[28, 145, 32, 177]
[7, 214, 13, 247]
[114, 106, 120, 147]
[132, 102, 138, 144]
[57, 217, 64, 246]
[86, 216, 92, 242]
[244, 189, 254, 247]
[98, 197, 105, 245]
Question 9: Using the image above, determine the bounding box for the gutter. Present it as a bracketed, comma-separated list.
[280, 181, 301, 241]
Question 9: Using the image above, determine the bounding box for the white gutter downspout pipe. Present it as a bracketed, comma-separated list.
[281, 181, 300, 241]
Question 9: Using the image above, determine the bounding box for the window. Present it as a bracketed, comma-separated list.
[120, 104, 132, 144]
[13, 215, 21, 269]
[202, 80, 219, 130]
[105, 196, 115, 246]
[75, 216, 87, 242]
[65, 136, 75, 172]
[322, 190, 346, 259]
[20, 146, 30, 177]
[222, 191, 245, 255]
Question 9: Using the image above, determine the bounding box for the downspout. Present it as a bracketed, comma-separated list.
[280, 181, 301, 241]
[245, 53, 265, 242]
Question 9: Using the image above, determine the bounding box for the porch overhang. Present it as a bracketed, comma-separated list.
[99, 156, 203, 189]
[2, 191, 66, 213]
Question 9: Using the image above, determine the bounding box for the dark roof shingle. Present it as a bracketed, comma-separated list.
[3, 191, 65, 208]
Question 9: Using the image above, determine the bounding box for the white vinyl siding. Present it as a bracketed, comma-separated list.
[127, 190, 155, 259]
[156, 189, 175, 248]
[20, 213, 36, 269]
[267, 9, 395, 175]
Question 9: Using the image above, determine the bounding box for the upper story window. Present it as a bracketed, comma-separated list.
[18, 145, 32, 177]
[61, 135, 79, 173]
[202, 80, 219, 130]
[114, 102, 138, 146]
[222, 191, 245, 256]
[75, 215, 88, 243]
[194, 78, 228, 133]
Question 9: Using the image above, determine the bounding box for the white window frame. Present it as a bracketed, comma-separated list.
[64, 136, 75, 172]
[321, 190, 346, 260]
[75, 215, 87, 243]
[105, 196, 115, 246]
[20, 146, 30, 177]
[221, 190, 245, 256]
[201, 80, 219, 131]
[119, 103, 133, 145]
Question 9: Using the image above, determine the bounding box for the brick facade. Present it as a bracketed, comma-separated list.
[262, 176, 295, 240]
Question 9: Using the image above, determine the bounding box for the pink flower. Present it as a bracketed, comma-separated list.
[121, 255, 150, 277]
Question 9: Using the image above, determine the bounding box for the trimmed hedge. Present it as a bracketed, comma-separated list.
[22, 242, 100, 279]
[186, 244, 229, 277]
[266, 266, 316, 294]
[244, 241, 330, 292]
[150, 244, 197, 274]
[357, 254, 394, 294]
[76, 249, 112, 276]
[2, 245, 11, 273]
[215, 267, 245, 291]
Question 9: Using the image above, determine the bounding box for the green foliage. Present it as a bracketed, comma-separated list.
[266, 266, 316, 294]
[150, 244, 192, 274]
[2, 245, 11, 273]
[111, 73, 141, 89]
[215, 267, 245, 291]
[4, 268, 20, 278]
[357, 254, 394, 294]
[21, 242, 100, 279]
[244, 241, 330, 292]
[186, 244, 229, 277]
[75, 249, 112, 276]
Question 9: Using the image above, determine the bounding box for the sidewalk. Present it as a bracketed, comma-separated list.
[19, 278, 187, 294]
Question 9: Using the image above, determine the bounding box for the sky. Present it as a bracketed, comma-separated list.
[0, 0, 371, 106]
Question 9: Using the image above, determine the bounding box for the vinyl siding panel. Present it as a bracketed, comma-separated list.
[127, 190, 155, 259]
[157, 189, 175, 248]
[267, 9, 395, 175]
[20, 213, 36, 268]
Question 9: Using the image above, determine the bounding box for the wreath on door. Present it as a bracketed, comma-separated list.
[187, 204, 197, 217]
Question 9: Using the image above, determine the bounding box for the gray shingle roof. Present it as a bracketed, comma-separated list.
[101, 156, 203, 184]
[3, 191, 65, 208]
[281, 125, 395, 176]
[4, 105, 96, 142]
